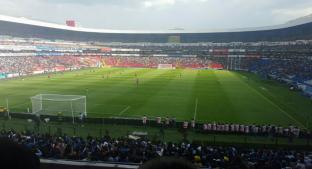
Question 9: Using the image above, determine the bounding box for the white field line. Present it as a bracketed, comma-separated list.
[244, 83, 307, 129]
[193, 98, 198, 121]
[118, 106, 131, 116]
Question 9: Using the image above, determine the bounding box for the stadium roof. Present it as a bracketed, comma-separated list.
[0, 14, 312, 43]
[1, 14, 312, 34]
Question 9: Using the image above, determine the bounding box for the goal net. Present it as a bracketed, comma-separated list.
[157, 64, 175, 69]
[31, 94, 87, 118]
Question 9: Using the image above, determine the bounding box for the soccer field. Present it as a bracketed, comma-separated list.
[0, 68, 311, 129]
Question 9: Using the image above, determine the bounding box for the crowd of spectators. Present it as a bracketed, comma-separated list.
[0, 56, 101, 76]
[1, 36, 312, 83]
[249, 57, 312, 83]
[102, 56, 222, 69]
[1, 129, 311, 168]
[0, 55, 222, 77]
[0, 56, 34, 74]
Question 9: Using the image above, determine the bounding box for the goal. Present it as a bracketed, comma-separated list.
[31, 94, 87, 122]
[157, 64, 175, 69]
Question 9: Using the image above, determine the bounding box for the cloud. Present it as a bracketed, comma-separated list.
[42, 0, 139, 6]
[0, 0, 310, 30]
[273, 7, 312, 19]
[143, 0, 176, 8]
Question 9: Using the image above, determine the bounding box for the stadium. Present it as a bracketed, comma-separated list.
[0, 13, 312, 169]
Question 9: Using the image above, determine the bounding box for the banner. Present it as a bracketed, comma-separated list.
[0, 73, 7, 79]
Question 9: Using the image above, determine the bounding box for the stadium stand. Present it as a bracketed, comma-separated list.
[1, 130, 311, 169]
[1, 37, 311, 97]
[0, 15, 312, 169]
[0, 15, 312, 43]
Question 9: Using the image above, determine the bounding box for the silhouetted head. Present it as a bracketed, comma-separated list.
[0, 138, 40, 169]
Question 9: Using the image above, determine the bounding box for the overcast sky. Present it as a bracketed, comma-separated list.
[0, 0, 311, 30]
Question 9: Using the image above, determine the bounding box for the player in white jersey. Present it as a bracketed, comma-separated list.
[262, 125, 267, 134]
[191, 120, 195, 128]
[230, 124, 235, 132]
[225, 124, 229, 133]
[293, 127, 300, 137]
[156, 117, 161, 124]
[251, 125, 255, 134]
[235, 124, 240, 132]
[244, 125, 249, 134]
[165, 117, 170, 126]
[240, 124, 245, 133]
[284, 128, 289, 136]
[216, 124, 221, 131]
[207, 123, 212, 131]
[142, 116, 147, 125]
[220, 124, 225, 132]
[183, 121, 188, 129]
[254, 126, 259, 134]
[278, 126, 284, 136]
[212, 122, 217, 131]
[203, 124, 208, 131]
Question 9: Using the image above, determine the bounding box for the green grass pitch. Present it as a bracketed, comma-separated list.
[0, 68, 311, 129]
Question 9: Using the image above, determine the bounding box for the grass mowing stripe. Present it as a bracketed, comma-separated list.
[241, 78, 307, 128]
[1, 68, 312, 129]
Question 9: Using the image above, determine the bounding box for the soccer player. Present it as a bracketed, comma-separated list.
[156, 117, 162, 124]
[34, 114, 41, 131]
[79, 112, 85, 127]
[142, 115, 147, 125]
[230, 123, 235, 132]
[225, 123, 229, 133]
[235, 124, 239, 133]
[136, 78, 139, 88]
[216, 123, 221, 131]
[254, 125, 259, 134]
[278, 126, 284, 136]
[240, 124, 245, 133]
[165, 116, 170, 126]
[183, 121, 188, 129]
[262, 125, 267, 135]
[284, 127, 290, 137]
[57, 112, 63, 122]
[220, 123, 224, 131]
[191, 120, 195, 128]
[245, 125, 249, 134]
[293, 127, 300, 137]
[203, 124, 208, 131]
[212, 122, 217, 131]
[207, 123, 212, 132]
[172, 117, 176, 127]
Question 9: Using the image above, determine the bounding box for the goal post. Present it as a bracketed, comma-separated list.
[157, 64, 175, 69]
[31, 94, 87, 123]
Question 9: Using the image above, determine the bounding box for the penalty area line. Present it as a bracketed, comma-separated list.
[243, 81, 307, 129]
[118, 106, 131, 116]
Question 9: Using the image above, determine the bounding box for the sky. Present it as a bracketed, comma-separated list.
[0, 0, 311, 31]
